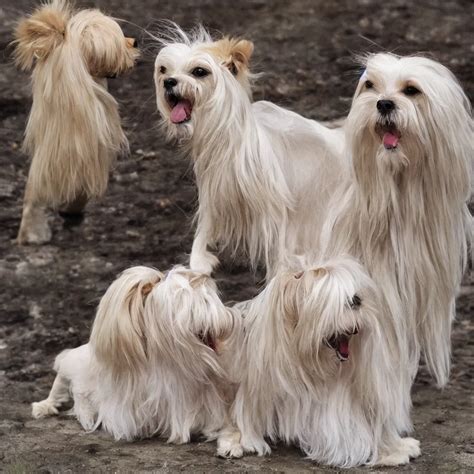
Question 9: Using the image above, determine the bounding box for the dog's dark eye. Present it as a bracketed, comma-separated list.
[191, 67, 210, 78]
[160, 65, 166, 74]
[402, 85, 421, 96]
[230, 61, 238, 76]
[349, 294, 362, 309]
[365, 80, 374, 89]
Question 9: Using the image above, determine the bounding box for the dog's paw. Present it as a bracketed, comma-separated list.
[400, 437, 421, 458]
[375, 437, 421, 466]
[241, 437, 271, 456]
[190, 251, 219, 275]
[17, 219, 52, 245]
[75, 397, 97, 432]
[216, 441, 244, 459]
[77, 411, 96, 432]
[216, 429, 243, 459]
[32, 400, 58, 419]
[376, 451, 411, 466]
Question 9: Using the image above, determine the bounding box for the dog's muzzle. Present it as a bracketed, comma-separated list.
[324, 327, 359, 362]
[165, 90, 193, 124]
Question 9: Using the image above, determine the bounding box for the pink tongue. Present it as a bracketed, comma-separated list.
[338, 339, 349, 358]
[170, 101, 191, 124]
[383, 132, 399, 149]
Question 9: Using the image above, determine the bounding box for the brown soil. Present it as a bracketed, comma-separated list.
[0, 0, 472, 472]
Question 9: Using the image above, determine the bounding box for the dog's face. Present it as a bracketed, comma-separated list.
[154, 36, 253, 141]
[278, 258, 376, 367]
[71, 10, 139, 77]
[145, 266, 238, 376]
[347, 53, 470, 174]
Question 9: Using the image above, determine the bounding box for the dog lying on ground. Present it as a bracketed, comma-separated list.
[32, 265, 242, 456]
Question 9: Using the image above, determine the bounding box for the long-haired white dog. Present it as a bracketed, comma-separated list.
[154, 25, 345, 276]
[31, 265, 242, 455]
[14, 0, 139, 244]
[230, 256, 420, 467]
[322, 53, 473, 389]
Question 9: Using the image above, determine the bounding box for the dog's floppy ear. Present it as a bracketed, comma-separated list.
[227, 38, 253, 75]
[13, 1, 70, 71]
[90, 267, 163, 376]
[211, 37, 254, 76]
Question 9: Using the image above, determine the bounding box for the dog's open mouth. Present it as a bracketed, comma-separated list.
[198, 331, 216, 351]
[166, 92, 193, 124]
[324, 328, 359, 362]
[376, 122, 401, 150]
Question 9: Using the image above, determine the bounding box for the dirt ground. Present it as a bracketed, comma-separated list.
[0, 0, 473, 472]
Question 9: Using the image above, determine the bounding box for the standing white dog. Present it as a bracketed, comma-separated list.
[322, 54, 473, 390]
[154, 25, 345, 276]
[14, 0, 139, 244]
[230, 256, 420, 467]
[31, 265, 241, 455]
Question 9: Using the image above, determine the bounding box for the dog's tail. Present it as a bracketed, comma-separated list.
[13, 0, 70, 71]
[90, 266, 164, 377]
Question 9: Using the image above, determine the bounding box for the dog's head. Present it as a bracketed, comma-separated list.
[68, 8, 139, 77]
[14, 0, 139, 76]
[154, 25, 253, 141]
[144, 266, 238, 380]
[347, 53, 472, 177]
[273, 257, 377, 371]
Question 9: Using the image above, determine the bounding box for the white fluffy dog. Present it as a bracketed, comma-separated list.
[14, 0, 139, 244]
[230, 256, 420, 467]
[31, 265, 241, 455]
[154, 26, 345, 276]
[322, 53, 473, 389]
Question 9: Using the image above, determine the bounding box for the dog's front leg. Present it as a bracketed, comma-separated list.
[216, 424, 243, 459]
[375, 437, 421, 466]
[190, 217, 219, 274]
[17, 178, 52, 245]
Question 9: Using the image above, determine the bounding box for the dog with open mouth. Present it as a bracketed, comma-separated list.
[31, 265, 242, 456]
[323, 52, 473, 386]
[154, 24, 345, 277]
[229, 256, 420, 467]
[13, 0, 139, 244]
[320, 53, 473, 463]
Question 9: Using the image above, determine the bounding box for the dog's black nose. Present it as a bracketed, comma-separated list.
[132, 38, 138, 48]
[164, 78, 177, 90]
[377, 99, 395, 115]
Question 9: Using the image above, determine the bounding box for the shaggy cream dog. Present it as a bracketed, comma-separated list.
[14, 0, 138, 244]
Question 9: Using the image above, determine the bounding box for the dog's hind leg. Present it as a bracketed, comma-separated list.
[31, 373, 70, 419]
[17, 179, 52, 245]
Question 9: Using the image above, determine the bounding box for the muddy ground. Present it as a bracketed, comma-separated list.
[0, 0, 473, 472]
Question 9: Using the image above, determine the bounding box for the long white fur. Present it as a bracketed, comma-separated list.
[14, 0, 138, 244]
[230, 256, 420, 467]
[31, 265, 241, 453]
[321, 53, 473, 390]
[154, 25, 345, 276]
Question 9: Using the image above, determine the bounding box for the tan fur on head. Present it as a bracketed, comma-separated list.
[14, 0, 139, 208]
[203, 37, 253, 77]
[90, 267, 164, 377]
[13, 0, 70, 71]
